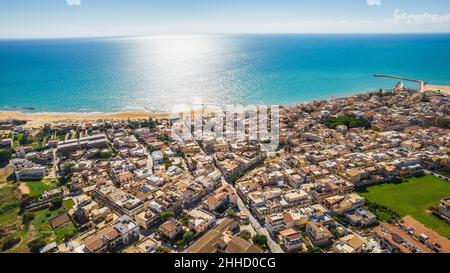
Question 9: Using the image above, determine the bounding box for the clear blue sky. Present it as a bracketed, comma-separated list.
[1, 0, 449, 38]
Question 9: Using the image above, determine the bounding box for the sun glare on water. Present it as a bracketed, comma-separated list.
[125, 35, 241, 112]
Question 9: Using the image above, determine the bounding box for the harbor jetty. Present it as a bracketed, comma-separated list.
[374, 74, 450, 94]
[374, 74, 425, 91]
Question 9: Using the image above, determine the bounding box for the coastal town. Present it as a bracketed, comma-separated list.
[0, 86, 449, 254]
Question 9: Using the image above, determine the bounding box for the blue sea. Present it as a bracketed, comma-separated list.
[1, 34, 449, 113]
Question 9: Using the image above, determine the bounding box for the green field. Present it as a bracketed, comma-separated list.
[357, 174, 450, 237]
[0, 182, 26, 252]
[31, 199, 76, 243]
[22, 179, 58, 197]
[0, 184, 21, 227]
[0, 177, 75, 252]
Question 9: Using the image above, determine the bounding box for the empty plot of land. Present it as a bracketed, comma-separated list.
[49, 212, 71, 229]
[0, 166, 14, 183]
[18, 183, 30, 195]
[357, 174, 450, 237]
[21, 179, 58, 197]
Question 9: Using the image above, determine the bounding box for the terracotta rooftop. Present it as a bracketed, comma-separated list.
[84, 226, 120, 253]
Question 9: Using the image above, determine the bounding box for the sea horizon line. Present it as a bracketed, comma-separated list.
[1, 32, 450, 41]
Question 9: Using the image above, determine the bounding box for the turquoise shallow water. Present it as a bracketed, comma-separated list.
[0, 34, 449, 113]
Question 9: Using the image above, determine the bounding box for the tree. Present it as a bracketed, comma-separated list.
[156, 246, 169, 253]
[365, 200, 400, 224]
[175, 239, 185, 247]
[0, 148, 12, 163]
[183, 231, 194, 243]
[323, 115, 369, 129]
[161, 211, 175, 220]
[163, 155, 172, 169]
[252, 235, 268, 249]
[22, 211, 35, 225]
[1, 236, 21, 251]
[50, 197, 63, 210]
[141, 119, 157, 129]
[63, 231, 76, 241]
[27, 238, 47, 253]
[239, 230, 251, 241]
[306, 246, 322, 253]
[179, 213, 189, 225]
[19, 195, 31, 214]
[97, 150, 112, 159]
[225, 208, 237, 219]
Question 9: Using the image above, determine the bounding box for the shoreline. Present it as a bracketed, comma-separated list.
[1, 88, 448, 128]
[0, 93, 364, 128]
[0, 110, 169, 128]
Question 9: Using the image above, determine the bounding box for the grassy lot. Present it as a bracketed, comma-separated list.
[323, 115, 369, 129]
[0, 177, 75, 252]
[31, 199, 76, 244]
[22, 179, 58, 197]
[12, 133, 23, 148]
[0, 184, 21, 228]
[1, 179, 58, 228]
[0, 182, 24, 252]
[357, 174, 450, 237]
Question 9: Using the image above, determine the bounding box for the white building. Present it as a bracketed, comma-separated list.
[12, 159, 47, 181]
[151, 150, 164, 165]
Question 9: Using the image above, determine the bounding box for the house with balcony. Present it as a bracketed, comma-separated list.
[306, 221, 333, 247]
[160, 219, 183, 240]
[279, 228, 304, 253]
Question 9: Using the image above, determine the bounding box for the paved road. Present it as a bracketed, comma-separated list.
[232, 186, 284, 253]
[192, 135, 283, 253]
[424, 169, 450, 181]
[48, 148, 61, 179]
[145, 151, 154, 174]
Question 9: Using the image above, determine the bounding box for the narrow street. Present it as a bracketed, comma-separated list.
[192, 127, 284, 253]
[233, 191, 284, 253]
[221, 175, 284, 253]
[145, 150, 154, 174]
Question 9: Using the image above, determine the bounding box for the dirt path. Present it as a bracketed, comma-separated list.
[8, 225, 35, 253]
[0, 165, 14, 183]
[18, 182, 30, 195]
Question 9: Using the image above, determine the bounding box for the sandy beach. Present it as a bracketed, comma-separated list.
[424, 84, 450, 94]
[1, 87, 448, 128]
[0, 107, 216, 128]
[0, 110, 169, 128]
